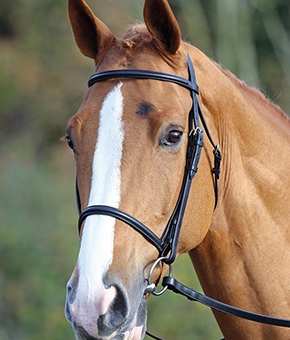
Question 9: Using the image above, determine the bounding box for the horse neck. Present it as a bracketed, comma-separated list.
[190, 53, 290, 339]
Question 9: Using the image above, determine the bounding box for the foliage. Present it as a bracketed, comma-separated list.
[0, 139, 78, 340]
[0, 0, 289, 339]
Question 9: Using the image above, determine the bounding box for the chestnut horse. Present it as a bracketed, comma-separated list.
[65, 0, 290, 339]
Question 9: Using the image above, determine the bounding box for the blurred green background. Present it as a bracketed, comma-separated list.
[0, 0, 289, 339]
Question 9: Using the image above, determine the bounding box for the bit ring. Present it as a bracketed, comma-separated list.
[145, 257, 173, 296]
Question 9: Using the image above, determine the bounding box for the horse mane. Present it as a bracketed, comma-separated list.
[215, 62, 289, 123]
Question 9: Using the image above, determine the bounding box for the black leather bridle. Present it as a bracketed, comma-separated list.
[77, 54, 221, 265]
[74, 54, 290, 339]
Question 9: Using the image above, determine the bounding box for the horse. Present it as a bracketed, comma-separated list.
[64, 0, 290, 339]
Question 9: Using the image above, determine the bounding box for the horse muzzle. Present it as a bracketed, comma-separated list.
[65, 271, 148, 340]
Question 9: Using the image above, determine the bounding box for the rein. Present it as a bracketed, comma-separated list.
[75, 54, 290, 339]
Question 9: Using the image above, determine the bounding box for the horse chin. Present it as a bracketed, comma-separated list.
[69, 297, 147, 340]
[73, 323, 146, 340]
[74, 326, 145, 340]
[124, 309, 147, 340]
[124, 323, 145, 340]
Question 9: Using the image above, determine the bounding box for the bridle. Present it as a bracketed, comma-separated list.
[77, 54, 221, 264]
[74, 54, 290, 339]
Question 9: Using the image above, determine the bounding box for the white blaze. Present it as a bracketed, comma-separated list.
[76, 83, 124, 316]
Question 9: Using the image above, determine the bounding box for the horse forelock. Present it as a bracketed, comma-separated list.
[100, 24, 183, 68]
[121, 24, 153, 47]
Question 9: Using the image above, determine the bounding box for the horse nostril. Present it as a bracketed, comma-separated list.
[97, 284, 129, 334]
[108, 286, 128, 325]
[66, 282, 77, 305]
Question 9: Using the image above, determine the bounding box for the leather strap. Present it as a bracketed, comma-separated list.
[162, 276, 290, 328]
[88, 68, 199, 93]
[78, 205, 163, 253]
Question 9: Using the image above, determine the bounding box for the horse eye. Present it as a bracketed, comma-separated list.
[66, 134, 75, 152]
[161, 130, 183, 147]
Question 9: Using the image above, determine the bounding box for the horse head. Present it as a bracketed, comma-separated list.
[65, 0, 218, 339]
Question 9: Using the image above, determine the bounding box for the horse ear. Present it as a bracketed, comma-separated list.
[68, 0, 115, 59]
[143, 0, 181, 54]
